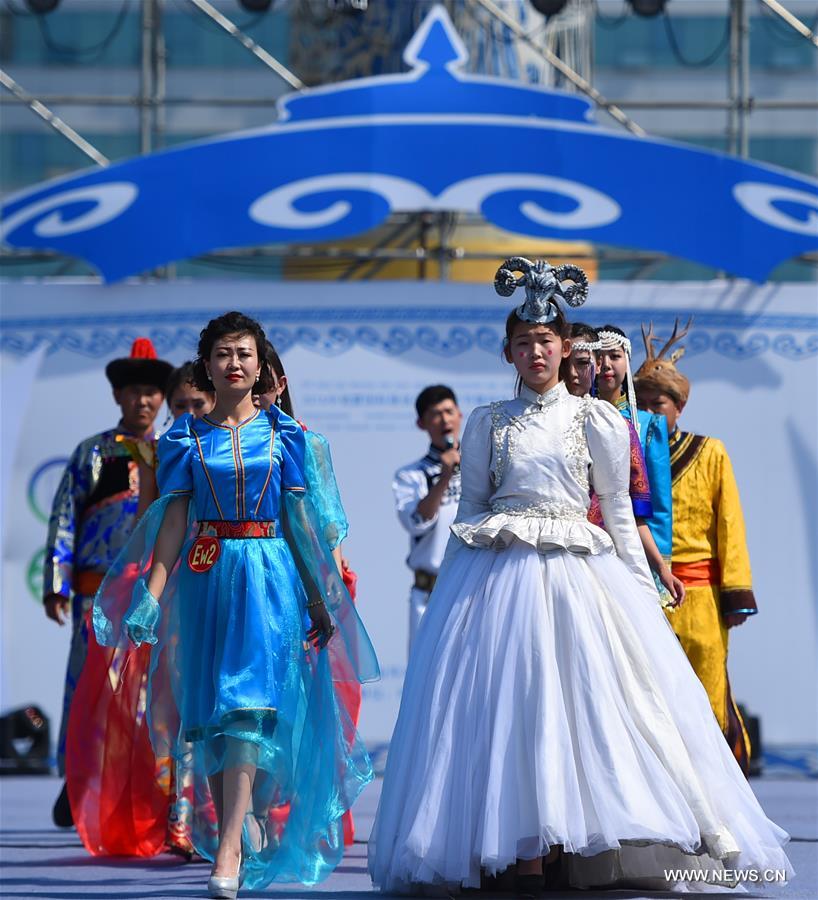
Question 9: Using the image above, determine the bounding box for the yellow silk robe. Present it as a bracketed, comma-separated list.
[667, 430, 757, 775]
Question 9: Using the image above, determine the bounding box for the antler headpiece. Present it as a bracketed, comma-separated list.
[633, 317, 693, 405]
[494, 257, 589, 325]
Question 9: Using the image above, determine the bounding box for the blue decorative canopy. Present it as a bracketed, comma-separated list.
[2, 5, 817, 283]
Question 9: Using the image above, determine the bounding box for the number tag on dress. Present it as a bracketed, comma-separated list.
[188, 536, 221, 573]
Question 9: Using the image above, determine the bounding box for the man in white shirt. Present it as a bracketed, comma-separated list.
[393, 385, 462, 651]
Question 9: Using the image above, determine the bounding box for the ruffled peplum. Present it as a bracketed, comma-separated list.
[451, 503, 614, 556]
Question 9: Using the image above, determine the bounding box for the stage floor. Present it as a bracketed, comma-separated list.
[0, 775, 815, 899]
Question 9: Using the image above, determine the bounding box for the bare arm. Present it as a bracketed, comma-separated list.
[331, 545, 344, 577]
[146, 496, 190, 599]
[282, 498, 334, 649]
[636, 520, 684, 605]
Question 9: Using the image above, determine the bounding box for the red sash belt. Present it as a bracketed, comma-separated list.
[197, 520, 277, 539]
[671, 558, 720, 587]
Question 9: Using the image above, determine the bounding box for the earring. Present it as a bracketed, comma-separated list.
[255, 373, 260, 382]
[275, 396, 282, 407]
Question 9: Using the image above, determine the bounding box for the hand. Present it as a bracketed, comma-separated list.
[306, 602, 335, 650]
[724, 612, 749, 629]
[657, 565, 685, 607]
[123, 578, 161, 647]
[44, 593, 70, 625]
[440, 448, 461, 477]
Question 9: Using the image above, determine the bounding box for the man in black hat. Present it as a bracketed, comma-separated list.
[43, 338, 172, 827]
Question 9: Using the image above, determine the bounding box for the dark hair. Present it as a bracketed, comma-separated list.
[504, 307, 571, 347]
[415, 385, 458, 420]
[192, 311, 275, 394]
[165, 361, 210, 410]
[263, 340, 295, 419]
[570, 321, 598, 342]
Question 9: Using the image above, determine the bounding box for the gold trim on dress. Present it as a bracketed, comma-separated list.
[254, 421, 276, 517]
[229, 429, 242, 518]
[191, 427, 224, 519]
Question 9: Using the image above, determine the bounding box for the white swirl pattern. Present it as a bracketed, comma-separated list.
[3, 175, 814, 251]
[733, 182, 818, 237]
[0, 183, 139, 245]
[249, 172, 622, 231]
[249, 174, 431, 229]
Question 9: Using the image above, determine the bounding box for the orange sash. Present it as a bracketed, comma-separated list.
[671, 558, 720, 587]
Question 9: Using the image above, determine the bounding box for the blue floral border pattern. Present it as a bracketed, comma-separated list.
[1, 307, 816, 361]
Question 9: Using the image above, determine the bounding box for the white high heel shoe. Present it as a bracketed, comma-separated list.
[207, 848, 242, 900]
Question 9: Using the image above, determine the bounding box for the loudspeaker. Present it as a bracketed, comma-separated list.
[0, 706, 52, 775]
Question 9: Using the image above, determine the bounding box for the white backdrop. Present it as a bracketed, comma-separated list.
[1, 279, 816, 759]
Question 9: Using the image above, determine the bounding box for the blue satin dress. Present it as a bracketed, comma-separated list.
[158, 408, 310, 753]
[93, 406, 378, 887]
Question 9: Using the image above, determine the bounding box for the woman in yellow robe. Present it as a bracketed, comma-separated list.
[634, 321, 755, 775]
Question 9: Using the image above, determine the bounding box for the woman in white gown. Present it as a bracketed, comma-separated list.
[368, 258, 792, 894]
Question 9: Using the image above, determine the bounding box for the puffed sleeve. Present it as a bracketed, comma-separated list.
[156, 414, 194, 497]
[586, 400, 658, 601]
[453, 405, 493, 524]
[276, 411, 307, 493]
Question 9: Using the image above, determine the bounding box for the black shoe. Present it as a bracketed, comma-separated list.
[52, 781, 73, 828]
[513, 874, 543, 898]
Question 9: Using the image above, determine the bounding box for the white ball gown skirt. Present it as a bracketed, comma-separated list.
[368, 541, 792, 892]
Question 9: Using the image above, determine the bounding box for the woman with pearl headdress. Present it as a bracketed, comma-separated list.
[595, 325, 676, 603]
[368, 259, 791, 895]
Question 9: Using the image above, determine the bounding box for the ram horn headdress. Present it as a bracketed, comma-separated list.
[494, 256, 589, 324]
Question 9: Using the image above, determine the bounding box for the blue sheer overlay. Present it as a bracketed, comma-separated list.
[304, 431, 349, 551]
[123, 577, 161, 646]
[92, 409, 378, 887]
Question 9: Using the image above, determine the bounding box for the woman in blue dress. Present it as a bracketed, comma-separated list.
[595, 325, 674, 598]
[93, 312, 378, 899]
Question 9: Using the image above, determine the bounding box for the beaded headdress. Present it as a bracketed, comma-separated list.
[570, 338, 602, 353]
[569, 333, 602, 396]
[494, 256, 589, 325]
[596, 328, 640, 436]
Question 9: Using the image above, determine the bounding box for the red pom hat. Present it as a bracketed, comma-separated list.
[105, 338, 174, 392]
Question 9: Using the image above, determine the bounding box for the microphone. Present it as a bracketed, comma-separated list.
[444, 435, 460, 474]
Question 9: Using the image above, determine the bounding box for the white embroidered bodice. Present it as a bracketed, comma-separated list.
[450, 382, 656, 597]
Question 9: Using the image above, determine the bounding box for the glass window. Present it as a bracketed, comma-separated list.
[594, 14, 815, 71]
[0, 6, 290, 69]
